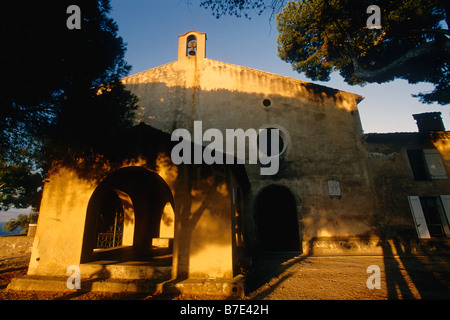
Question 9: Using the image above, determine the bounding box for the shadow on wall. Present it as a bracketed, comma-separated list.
[72, 122, 250, 280]
[57, 78, 363, 285]
[124, 81, 361, 141]
[172, 164, 235, 280]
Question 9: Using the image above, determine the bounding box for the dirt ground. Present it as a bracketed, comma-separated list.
[245, 253, 450, 300]
[1, 253, 449, 300]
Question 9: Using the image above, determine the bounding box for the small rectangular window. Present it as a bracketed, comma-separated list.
[420, 197, 446, 237]
[407, 150, 428, 180]
[408, 196, 450, 238]
[423, 149, 447, 179]
[407, 149, 447, 180]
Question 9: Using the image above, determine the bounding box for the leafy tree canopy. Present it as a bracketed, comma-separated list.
[0, 0, 138, 210]
[2, 213, 38, 234]
[0, 163, 42, 211]
[198, 0, 450, 105]
[198, 0, 284, 18]
[277, 0, 449, 105]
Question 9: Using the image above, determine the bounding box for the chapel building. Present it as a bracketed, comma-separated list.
[11, 31, 450, 295]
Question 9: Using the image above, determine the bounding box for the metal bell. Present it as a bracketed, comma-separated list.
[188, 40, 197, 56]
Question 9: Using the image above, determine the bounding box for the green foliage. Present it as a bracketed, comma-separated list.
[0, 164, 42, 211]
[0, 1, 139, 210]
[276, 0, 449, 104]
[199, 0, 269, 18]
[199, 0, 449, 105]
[197, 0, 289, 19]
[2, 213, 38, 235]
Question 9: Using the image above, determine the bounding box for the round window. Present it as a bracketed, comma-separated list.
[262, 99, 271, 107]
[257, 127, 285, 157]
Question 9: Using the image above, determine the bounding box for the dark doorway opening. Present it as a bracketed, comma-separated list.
[255, 185, 301, 252]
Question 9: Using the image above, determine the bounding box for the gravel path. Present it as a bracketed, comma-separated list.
[245, 254, 450, 300]
[1, 253, 449, 300]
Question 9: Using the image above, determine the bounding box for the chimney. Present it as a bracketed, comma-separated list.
[413, 112, 445, 133]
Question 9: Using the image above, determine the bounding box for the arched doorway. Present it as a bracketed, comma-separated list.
[255, 185, 301, 252]
[81, 166, 175, 263]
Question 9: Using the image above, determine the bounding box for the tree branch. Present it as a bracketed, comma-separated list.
[352, 39, 450, 81]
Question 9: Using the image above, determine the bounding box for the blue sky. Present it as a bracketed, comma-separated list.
[109, 0, 448, 133]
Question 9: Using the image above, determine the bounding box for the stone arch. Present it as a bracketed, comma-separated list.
[81, 166, 174, 263]
[255, 184, 301, 252]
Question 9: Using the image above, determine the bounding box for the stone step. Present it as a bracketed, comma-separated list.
[80, 262, 172, 280]
[7, 274, 245, 298]
[7, 275, 168, 293]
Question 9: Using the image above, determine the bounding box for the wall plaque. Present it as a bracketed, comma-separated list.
[327, 179, 341, 197]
